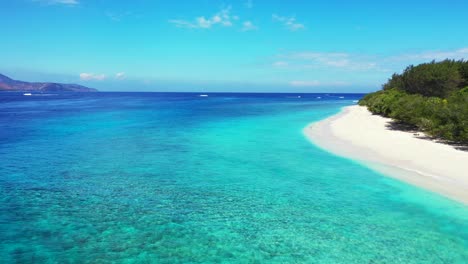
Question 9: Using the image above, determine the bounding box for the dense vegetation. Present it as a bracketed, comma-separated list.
[359, 60, 468, 143]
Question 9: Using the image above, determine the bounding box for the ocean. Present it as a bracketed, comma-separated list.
[0, 92, 467, 263]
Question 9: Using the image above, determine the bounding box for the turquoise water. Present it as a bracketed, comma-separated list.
[0, 92, 467, 263]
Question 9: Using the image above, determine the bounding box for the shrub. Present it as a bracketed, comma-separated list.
[359, 61, 468, 143]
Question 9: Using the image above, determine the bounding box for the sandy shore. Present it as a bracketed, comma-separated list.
[304, 105, 468, 204]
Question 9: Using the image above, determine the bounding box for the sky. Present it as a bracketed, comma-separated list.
[1, 0, 468, 92]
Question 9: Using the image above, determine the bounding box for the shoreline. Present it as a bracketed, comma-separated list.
[304, 105, 468, 204]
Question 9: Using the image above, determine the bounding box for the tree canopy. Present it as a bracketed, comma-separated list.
[360, 60, 468, 144]
[383, 59, 467, 98]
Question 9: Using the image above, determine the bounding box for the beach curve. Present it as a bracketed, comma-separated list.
[304, 105, 468, 204]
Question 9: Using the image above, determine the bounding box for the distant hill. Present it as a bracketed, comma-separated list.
[0, 73, 98, 92]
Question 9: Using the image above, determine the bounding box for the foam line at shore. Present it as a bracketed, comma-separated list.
[304, 105, 468, 204]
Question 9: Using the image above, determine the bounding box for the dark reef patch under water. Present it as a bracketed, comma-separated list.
[0, 92, 467, 263]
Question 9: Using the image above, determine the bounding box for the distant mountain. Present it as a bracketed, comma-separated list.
[0, 73, 98, 92]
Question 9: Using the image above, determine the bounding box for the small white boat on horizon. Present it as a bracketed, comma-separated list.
[199, 94, 209, 97]
[23, 93, 32, 96]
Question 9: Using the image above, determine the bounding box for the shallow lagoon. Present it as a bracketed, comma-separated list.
[0, 92, 467, 263]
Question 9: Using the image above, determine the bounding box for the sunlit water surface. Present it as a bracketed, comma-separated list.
[0, 92, 467, 263]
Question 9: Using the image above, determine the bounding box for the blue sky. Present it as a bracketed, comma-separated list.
[1, 0, 468, 92]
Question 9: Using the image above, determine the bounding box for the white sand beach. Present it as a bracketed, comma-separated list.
[304, 105, 468, 204]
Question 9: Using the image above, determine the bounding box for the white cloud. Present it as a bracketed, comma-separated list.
[290, 80, 321, 87]
[242, 21, 258, 31]
[275, 47, 468, 82]
[80, 73, 106, 81]
[271, 47, 468, 89]
[278, 52, 379, 71]
[115, 72, 126, 80]
[169, 7, 235, 29]
[35, 0, 79, 5]
[272, 61, 289, 67]
[290, 52, 351, 67]
[272, 14, 305, 31]
[168, 20, 197, 28]
[290, 80, 349, 87]
[390, 48, 468, 62]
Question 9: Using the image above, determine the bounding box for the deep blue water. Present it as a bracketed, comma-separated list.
[0, 92, 467, 263]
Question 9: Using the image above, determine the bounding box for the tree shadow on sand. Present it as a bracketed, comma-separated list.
[385, 120, 468, 152]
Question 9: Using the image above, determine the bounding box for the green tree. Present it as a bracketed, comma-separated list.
[359, 60, 468, 144]
[400, 60, 462, 97]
